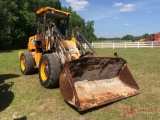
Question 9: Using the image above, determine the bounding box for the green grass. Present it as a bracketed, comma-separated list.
[0, 49, 160, 120]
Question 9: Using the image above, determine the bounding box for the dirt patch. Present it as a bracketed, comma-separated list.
[69, 57, 126, 80]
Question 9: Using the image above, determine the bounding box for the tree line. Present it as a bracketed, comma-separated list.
[0, 0, 96, 50]
[98, 33, 150, 41]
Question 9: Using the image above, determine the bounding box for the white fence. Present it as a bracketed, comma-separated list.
[83, 41, 160, 49]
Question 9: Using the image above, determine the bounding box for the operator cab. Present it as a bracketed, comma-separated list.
[36, 7, 71, 51]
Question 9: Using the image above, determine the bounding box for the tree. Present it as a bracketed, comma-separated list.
[0, 0, 18, 49]
[122, 35, 134, 41]
[0, 0, 61, 49]
[62, 6, 97, 42]
[0, 0, 96, 49]
[142, 33, 150, 39]
[84, 21, 97, 42]
[67, 11, 86, 38]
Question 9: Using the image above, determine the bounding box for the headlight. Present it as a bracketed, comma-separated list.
[69, 48, 76, 52]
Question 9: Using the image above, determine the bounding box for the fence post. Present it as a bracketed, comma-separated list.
[85, 43, 86, 49]
[138, 42, 139, 49]
[113, 42, 115, 49]
[102, 43, 103, 49]
[151, 41, 153, 48]
[125, 42, 126, 49]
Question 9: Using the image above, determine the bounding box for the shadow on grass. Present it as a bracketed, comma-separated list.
[13, 116, 27, 120]
[0, 82, 14, 112]
[78, 102, 116, 115]
[0, 74, 20, 84]
[0, 50, 13, 53]
[65, 97, 137, 115]
[65, 100, 117, 114]
[0, 74, 20, 112]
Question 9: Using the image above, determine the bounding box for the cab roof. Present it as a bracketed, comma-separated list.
[36, 7, 71, 20]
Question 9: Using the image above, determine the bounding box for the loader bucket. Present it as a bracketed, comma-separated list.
[59, 56, 140, 111]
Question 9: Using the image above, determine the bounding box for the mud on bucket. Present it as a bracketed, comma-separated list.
[59, 56, 140, 111]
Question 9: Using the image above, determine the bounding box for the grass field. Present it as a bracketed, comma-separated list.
[0, 48, 160, 120]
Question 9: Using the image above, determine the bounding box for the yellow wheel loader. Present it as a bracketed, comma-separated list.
[19, 7, 140, 111]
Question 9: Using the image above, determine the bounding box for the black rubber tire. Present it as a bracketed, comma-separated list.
[39, 53, 62, 88]
[20, 52, 35, 75]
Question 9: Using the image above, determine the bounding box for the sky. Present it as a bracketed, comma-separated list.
[60, 0, 160, 38]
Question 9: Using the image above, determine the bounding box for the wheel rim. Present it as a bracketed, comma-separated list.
[20, 56, 25, 71]
[40, 60, 49, 81]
